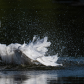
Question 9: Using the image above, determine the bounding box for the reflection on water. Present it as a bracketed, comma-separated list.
[0, 69, 84, 84]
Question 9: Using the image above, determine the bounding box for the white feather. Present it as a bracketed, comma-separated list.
[0, 36, 62, 66]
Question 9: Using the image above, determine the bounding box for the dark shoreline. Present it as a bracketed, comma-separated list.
[0, 65, 64, 71]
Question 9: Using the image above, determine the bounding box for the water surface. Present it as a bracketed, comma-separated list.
[0, 67, 84, 84]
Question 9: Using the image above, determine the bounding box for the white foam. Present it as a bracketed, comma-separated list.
[0, 36, 62, 66]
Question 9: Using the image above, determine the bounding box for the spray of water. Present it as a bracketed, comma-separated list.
[0, 36, 62, 66]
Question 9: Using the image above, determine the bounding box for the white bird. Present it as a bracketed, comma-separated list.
[0, 36, 62, 66]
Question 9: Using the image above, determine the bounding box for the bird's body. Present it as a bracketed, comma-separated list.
[0, 36, 62, 66]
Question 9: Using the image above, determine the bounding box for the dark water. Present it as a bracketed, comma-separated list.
[0, 0, 84, 84]
[0, 68, 84, 84]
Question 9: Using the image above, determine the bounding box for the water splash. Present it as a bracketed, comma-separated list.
[0, 36, 62, 66]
